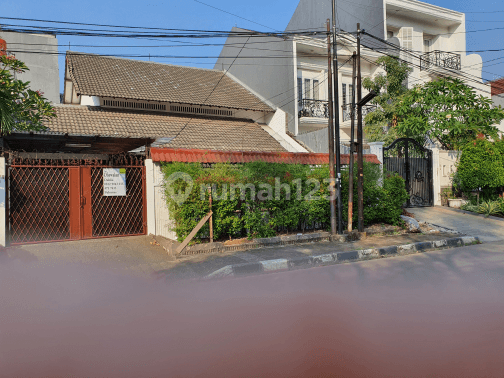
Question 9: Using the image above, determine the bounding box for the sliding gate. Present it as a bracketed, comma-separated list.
[8, 157, 146, 244]
[383, 138, 434, 208]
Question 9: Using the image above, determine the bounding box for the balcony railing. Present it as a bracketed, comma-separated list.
[298, 99, 329, 119]
[420, 50, 461, 71]
[342, 104, 377, 122]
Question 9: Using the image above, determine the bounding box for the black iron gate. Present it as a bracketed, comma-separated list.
[383, 138, 433, 207]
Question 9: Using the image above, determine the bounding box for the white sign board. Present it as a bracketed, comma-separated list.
[103, 168, 127, 196]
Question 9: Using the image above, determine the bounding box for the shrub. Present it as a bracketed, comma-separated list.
[456, 139, 504, 192]
[382, 174, 410, 224]
[162, 161, 407, 242]
[476, 201, 501, 217]
[461, 203, 479, 213]
[498, 197, 504, 215]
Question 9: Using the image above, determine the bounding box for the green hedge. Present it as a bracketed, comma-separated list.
[162, 161, 408, 242]
[456, 139, 504, 201]
[457, 139, 504, 190]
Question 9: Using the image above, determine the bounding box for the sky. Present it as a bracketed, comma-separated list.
[2, 0, 504, 93]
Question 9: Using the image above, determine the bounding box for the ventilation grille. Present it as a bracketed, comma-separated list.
[170, 105, 233, 117]
[103, 99, 166, 111]
[101, 99, 234, 117]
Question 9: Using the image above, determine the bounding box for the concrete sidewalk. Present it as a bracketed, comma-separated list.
[154, 232, 459, 280]
[411, 206, 504, 243]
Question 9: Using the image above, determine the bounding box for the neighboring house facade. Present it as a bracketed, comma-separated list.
[490, 78, 504, 134]
[215, 0, 486, 153]
[0, 31, 60, 103]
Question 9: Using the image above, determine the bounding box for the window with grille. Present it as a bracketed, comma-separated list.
[342, 84, 347, 107]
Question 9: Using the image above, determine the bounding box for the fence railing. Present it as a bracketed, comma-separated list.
[340, 144, 370, 155]
[298, 99, 329, 119]
[420, 51, 461, 71]
[341, 104, 377, 122]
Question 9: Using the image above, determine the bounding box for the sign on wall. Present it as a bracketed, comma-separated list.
[103, 168, 127, 196]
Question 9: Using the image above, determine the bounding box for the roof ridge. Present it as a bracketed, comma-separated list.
[65, 51, 274, 112]
[66, 51, 224, 74]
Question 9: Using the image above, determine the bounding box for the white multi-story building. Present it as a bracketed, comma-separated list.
[215, 0, 486, 152]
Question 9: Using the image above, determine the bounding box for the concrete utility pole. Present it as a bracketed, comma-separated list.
[356, 23, 364, 232]
[347, 52, 357, 233]
[326, 20, 337, 235]
[332, 0, 343, 234]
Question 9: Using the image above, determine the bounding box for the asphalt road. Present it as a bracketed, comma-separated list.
[1, 241, 504, 377]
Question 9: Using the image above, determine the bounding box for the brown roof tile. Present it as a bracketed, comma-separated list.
[151, 148, 381, 165]
[44, 106, 286, 152]
[66, 52, 273, 112]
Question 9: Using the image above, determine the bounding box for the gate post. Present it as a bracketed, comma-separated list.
[145, 159, 156, 235]
[0, 157, 6, 247]
[431, 146, 441, 206]
[369, 142, 384, 186]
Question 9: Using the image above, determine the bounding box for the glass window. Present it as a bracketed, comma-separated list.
[423, 39, 431, 53]
[304, 79, 311, 99]
[313, 80, 320, 100]
[297, 78, 303, 103]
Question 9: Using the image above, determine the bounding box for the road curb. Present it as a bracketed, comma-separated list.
[166, 225, 407, 257]
[204, 236, 481, 280]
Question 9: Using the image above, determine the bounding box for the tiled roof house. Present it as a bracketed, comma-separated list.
[38, 52, 307, 154]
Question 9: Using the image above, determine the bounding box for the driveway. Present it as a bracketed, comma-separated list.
[0, 235, 173, 278]
[411, 206, 504, 242]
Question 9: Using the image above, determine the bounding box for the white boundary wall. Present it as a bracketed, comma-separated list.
[431, 148, 461, 206]
[145, 159, 177, 240]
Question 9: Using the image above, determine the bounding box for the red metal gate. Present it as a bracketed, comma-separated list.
[9, 157, 146, 244]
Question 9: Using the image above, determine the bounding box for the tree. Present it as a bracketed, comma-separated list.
[0, 54, 55, 134]
[362, 56, 412, 145]
[395, 77, 504, 150]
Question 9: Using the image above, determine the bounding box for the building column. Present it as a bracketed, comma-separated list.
[145, 158, 156, 235]
[0, 157, 6, 247]
[368, 142, 384, 165]
[368, 142, 384, 186]
[431, 147, 441, 206]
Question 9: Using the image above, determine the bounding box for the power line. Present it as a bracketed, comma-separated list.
[193, 0, 278, 32]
